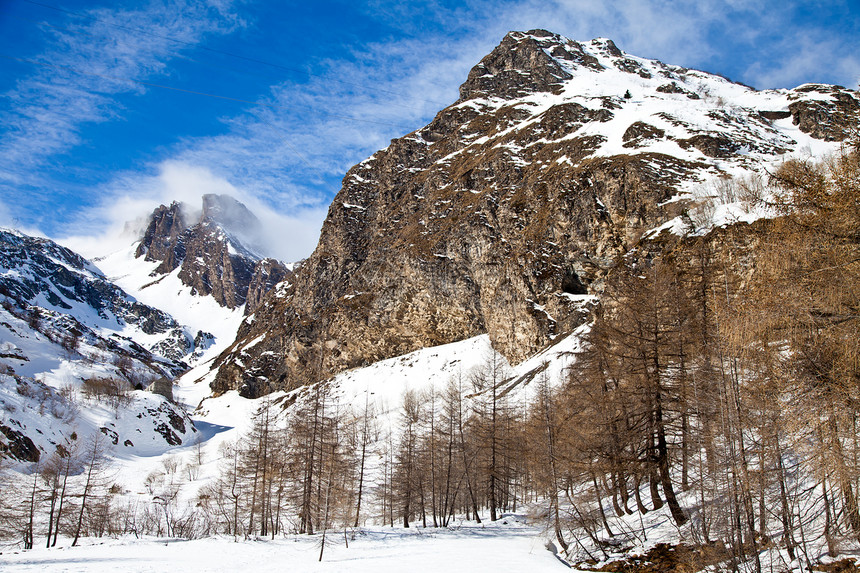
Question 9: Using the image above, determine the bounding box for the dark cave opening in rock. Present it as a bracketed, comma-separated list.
[561, 269, 588, 295]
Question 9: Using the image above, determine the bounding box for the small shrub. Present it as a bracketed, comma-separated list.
[713, 176, 737, 204]
[59, 381, 78, 403]
[82, 377, 132, 410]
[27, 309, 41, 330]
[736, 174, 767, 210]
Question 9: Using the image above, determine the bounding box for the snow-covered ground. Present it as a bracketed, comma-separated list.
[0, 515, 565, 572]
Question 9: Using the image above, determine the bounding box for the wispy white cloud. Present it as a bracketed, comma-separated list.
[0, 198, 13, 228]
[743, 32, 860, 90]
[0, 0, 243, 197]
[0, 196, 48, 238]
[60, 160, 327, 263]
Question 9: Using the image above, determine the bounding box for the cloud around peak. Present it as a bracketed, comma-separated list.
[60, 160, 327, 264]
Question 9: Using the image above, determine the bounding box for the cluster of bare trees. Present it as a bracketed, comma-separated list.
[384, 358, 526, 530]
[200, 384, 363, 551]
[0, 433, 111, 549]
[197, 350, 532, 541]
[540, 146, 860, 569]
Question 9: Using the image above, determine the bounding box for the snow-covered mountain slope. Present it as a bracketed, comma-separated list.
[321, 325, 587, 422]
[0, 191, 299, 469]
[0, 372, 197, 465]
[93, 242, 246, 366]
[454, 34, 847, 177]
[173, 325, 583, 472]
[0, 228, 193, 372]
[0, 228, 204, 463]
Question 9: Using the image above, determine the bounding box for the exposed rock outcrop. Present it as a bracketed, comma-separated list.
[788, 84, 860, 141]
[0, 423, 40, 462]
[212, 30, 859, 398]
[146, 377, 174, 402]
[136, 194, 291, 311]
[246, 258, 291, 313]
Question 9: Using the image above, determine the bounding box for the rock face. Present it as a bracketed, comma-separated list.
[788, 84, 860, 141]
[212, 30, 860, 398]
[146, 377, 174, 402]
[0, 423, 40, 462]
[246, 258, 291, 313]
[135, 194, 291, 312]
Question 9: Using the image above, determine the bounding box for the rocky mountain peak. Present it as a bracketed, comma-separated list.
[135, 201, 187, 274]
[458, 30, 602, 101]
[211, 30, 860, 398]
[201, 194, 260, 235]
[134, 195, 290, 312]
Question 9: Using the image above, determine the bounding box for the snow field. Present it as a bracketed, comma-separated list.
[0, 515, 565, 572]
[92, 244, 245, 365]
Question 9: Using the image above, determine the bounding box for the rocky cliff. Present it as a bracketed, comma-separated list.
[135, 194, 290, 312]
[212, 30, 860, 397]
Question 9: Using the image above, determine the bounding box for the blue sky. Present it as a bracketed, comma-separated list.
[0, 0, 858, 260]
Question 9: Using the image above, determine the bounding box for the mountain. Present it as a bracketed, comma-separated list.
[135, 194, 291, 313]
[0, 190, 294, 461]
[0, 228, 193, 370]
[0, 228, 199, 462]
[212, 30, 859, 398]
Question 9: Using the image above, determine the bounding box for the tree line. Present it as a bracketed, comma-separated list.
[544, 145, 860, 569]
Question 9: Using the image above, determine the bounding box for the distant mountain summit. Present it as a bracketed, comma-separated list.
[135, 194, 290, 312]
[200, 193, 260, 236]
[210, 30, 858, 397]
